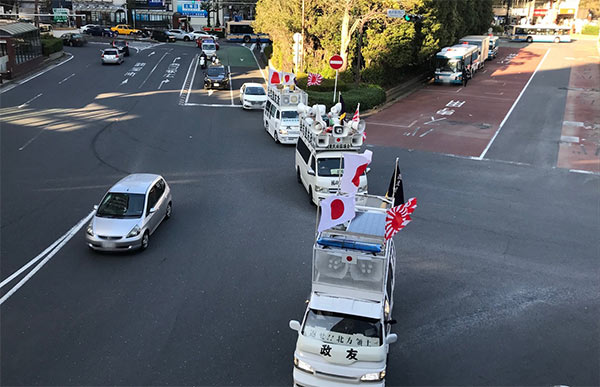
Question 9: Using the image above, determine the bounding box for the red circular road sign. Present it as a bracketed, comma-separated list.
[329, 54, 344, 70]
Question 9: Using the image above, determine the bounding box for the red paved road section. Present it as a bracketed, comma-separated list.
[557, 41, 600, 173]
[366, 46, 546, 157]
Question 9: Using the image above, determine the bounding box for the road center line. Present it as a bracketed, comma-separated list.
[18, 93, 43, 108]
[185, 55, 200, 105]
[478, 48, 551, 160]
[180, 54, 197, 97]
[0, 210, 95, 305]
[228, 65, 234, 105]
[58, 73, 76, 85]
[139, 51, 169, 89]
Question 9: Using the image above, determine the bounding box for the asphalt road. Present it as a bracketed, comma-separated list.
[1, 39, 598, 386]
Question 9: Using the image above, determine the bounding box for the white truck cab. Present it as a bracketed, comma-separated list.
[295, 103, 368, 205]
[290, 195, 398, 386]
[264, 85, 308, 144]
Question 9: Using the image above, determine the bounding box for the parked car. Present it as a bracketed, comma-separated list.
[80, 24, 99, 33]
[39, 23, 53, 32]
[85, 174, 172, 251]
[111, 24, 141, 35]
[86, 25, 115, 37]
[101, 48, 124, 65]
[239, 83, 267, 110]
[112, 39, 130, 56]
[204, 64, 230, 90]
[151, 29, 176, 42]
[168, 28, 195, 41]
[61, 33, 87, 47]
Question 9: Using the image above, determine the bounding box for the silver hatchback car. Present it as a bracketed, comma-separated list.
[86, 174, 172, 251]
[101, 48, 124, 65]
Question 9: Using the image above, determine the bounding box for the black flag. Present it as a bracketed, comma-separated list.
[386, 161, 405, 207]
[339, 93, 346, 116]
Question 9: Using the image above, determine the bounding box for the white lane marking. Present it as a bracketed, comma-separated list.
[0, 54, 74, 94]
[185, 54, 200, 105]
[18, 93, 43, 109]
[419, 128, 435, 137]
[207, 89, 214, 96]
[228, 65, 234, 105]
[455, 87, 463, 93]
[569, 169, 600, 176]
[241, 44, 267, 85]
[158, 79, 170, 89]
[0, 211, 95, 305]
[120, 78, 129, 86]
[478, 48, 551, 160]
[18, 126, 47, 151]
[139, 51, 169, 89]
[58, 73, 76, 85]
[368, 121, 417, 128]
[250, 43, 256, 51]
[184, 103, 242, 108]
[424, 116, 446, 124]
[560, 135, 579, 143]
[180, 54, 196, 97]
[148, 51, 155, 57]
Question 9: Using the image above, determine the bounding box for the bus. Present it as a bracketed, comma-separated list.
[225, 20, 270, 43]
[434, 44, 479, 84]
[509, 25, 571, 43]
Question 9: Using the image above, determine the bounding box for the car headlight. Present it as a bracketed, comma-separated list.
[293, 356, 314, 374]
[126, 225, 141, 238]
[360, 370, 386, 381]
[314, 185, 328, 193]
[86, 223, 94, 236]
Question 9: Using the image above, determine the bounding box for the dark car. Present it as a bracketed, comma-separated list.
[86, 26, 115, 37]
[151, 30, 176, 43]
[61, 33, 86, 47]
[204, 64, 230, 90]
[112, 39, 130, 56]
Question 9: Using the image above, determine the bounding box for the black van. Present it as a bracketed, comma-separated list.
[151, 30, 176, 43]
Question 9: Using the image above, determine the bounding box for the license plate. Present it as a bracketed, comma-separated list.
[214, 83, 220, 86]
[103, 241, 116, 248]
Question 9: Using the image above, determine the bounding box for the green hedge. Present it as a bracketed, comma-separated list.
[306, 84, 386, 113]
[41, 37, 63, 56]
[581, 25, 599, 35]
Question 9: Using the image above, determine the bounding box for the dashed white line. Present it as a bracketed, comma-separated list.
[0, 211, 95, 305]
[139, 51, 169, 89]
[184, 103, 242, 108]
[18, 93, 43, 108]
[58, 73, 75, 85]
[0, 53, 73, 94]
[228, 65, 234, 105]
[419, 128, 435, 137]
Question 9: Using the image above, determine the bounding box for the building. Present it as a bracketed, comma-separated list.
[492, 0, 581, 25]
[0, 21, 43, 79]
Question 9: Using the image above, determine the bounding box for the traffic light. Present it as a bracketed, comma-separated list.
[404, 14, 423, 22]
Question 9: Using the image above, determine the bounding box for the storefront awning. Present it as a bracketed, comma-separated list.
[0, 22, 38, 36]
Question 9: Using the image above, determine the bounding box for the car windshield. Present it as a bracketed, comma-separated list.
[202, 43, 216, 51]
[302, 309, 382, 347]
[245, 86, 265, 95]
[281, 110, 299, 120]
[317, 157, 344, 177]
[114, 41, 126, 46]
[104, 50, 118, 55]
[435, 58, 459, 73]
[207, 67, 225, 76]
[96, 193, 145, 218]
[72, 34, 82, 38]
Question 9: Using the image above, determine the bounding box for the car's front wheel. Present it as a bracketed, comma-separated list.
[141, 231, 149, 250]
[184, 36, 190, 41]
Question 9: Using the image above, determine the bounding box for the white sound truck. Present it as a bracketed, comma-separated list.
[295, 103, 368, 205]
[263, 85, 308, 144]
[289, 194, 398, 386]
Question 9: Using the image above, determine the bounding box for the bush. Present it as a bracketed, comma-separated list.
[306, 84, 386, 113]
[491, 25, 504, 34]
[581, 25, 599, 35]
[41, 37, 63, 56]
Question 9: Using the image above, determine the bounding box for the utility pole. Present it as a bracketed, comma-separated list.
[504, 0, 512, 26]
[34, 0, 39, 26]
[301, 0, 305, 72]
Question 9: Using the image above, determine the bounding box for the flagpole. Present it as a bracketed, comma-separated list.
[333, 70, 338, 103]
[392, 157, 399, 202]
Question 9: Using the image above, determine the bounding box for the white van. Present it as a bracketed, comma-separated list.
[295, 104, 367, 205]
[459, 35, 490, 72]
[290, 194, 398, 386]
[263, 85, 307, 144]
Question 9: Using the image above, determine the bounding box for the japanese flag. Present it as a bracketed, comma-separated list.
[281, 71, 296, 85]
[340, 150, 372, 195]
[268, 67, 281, 85]
[318, 195, 356, 232]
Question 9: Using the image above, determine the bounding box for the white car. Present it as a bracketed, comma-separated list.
[168, 29, 195, 41]
[191, 31, 218, 41]
[240, 83, 267, 110]
[201, 41, 217, 58]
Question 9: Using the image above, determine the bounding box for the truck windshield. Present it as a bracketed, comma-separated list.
[317, 157, 344, 177]
[302, 309, 382, 347]
[435, 58, 460, 73]
[281, 110, 299, 120]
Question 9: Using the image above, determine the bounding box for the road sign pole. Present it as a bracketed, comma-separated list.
[333, 70, 338, 102]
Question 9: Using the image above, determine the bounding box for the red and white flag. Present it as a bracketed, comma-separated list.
[318, 195, 356, 232]
[384, 197, 417, 240]
[268, 67, 281, 85]
[340, 150, 372, 194]
[307, 72, 323, 86]
[352, 103, 360, 122]
[281, 71, 296, 85]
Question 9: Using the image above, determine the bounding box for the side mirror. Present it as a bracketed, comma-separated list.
[149, 207, 157, 214]
[289, 320, 301, 332]
[307, 169, 315, 176]
[93, 205, 99, 210]
[386, 333, 398, 344]
[366, 167, 371, 174]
